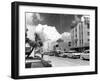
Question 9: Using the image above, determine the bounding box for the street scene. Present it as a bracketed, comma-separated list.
[43, 55, 89, 67]
[25, 12, 90, 68]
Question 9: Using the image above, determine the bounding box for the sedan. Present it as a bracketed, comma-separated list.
[80, 50, 90, 60]
[67, 50, 81, 59]
[67, 50, 76, 58]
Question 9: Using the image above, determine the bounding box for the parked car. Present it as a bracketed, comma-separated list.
[49, 51, 55, 56]
[80, 50, 90, 60]
[67, 50, 81, 59]
[67, 50, 76, 58]
[58, 52, 64, 57]
[61, 52, 68, 58]
[72, 52, 81, 59]
[56, 50, 64, 57]
[55, 51, 60, 57]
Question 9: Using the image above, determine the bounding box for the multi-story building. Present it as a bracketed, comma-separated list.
[70, 15, 90, 52]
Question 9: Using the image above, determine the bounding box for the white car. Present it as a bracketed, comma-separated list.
[72, 52, 81, 59]
[80, 50, 90, 60]
[61, 52, 69, 58]
[67, 50, 75, 58]
[67, 50, 81, 59]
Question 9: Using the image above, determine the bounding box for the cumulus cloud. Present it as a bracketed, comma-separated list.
[26, 23, 61, 42]
[35, 24, 62, 52]
[61, 32, 70, 37]
[26, 25, 36, 41]
[26, 23, 71, 52]
[61, 32, 71, 42]
[35, 24, 61, 42]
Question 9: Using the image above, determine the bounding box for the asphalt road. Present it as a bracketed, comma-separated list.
[43, 55, 89, 67]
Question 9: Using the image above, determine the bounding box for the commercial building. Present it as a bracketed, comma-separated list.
[70, 15, 90, 52]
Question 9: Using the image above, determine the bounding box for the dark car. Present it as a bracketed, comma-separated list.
[54, 50, 61, 57]
[49, 51, 56, 56]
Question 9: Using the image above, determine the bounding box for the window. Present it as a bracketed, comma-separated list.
[75, 28, 77, 32]
[68, 42, 71, 46]
[75, 40, 77, 46]
[88, 39, 90, 41]
[87, 23, 90, 29]
[79, 24, 81, 30]
[80, 40, 81, 46]
[87, 32, 89, 36]
[76, 34, 77, 37]
[82, 39, 83, 46]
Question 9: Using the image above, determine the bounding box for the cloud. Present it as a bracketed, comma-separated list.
[35, 24, 61, 42]
[61, 32, 71, 42]
[26, 23, 61, 43]
[26, 25, 36, 41]
[26, 13, 43, 25]
[35, 24, 61, 52]
[61, 32, 70, 37]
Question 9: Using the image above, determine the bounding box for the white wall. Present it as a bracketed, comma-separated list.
[0, 0, 99, 81]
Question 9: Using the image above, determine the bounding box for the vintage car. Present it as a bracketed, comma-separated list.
[67, 50, 81, 59]
[80, 50, 90, 60]
[58, 51, 68, 58]
[48, 51, 56, 56]
[54, 50, 62, 57]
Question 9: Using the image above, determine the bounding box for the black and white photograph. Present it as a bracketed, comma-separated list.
[25, 12, 90, 68]
[11, 2, 97, 79]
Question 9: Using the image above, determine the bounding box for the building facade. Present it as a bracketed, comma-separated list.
[70, 16, 90, 52]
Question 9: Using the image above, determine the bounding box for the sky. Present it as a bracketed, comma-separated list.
[26, 12, 83, 42]
[35, 24, 61, 41]
[26, 12, 82, 34]
[40, 13, 73, 33]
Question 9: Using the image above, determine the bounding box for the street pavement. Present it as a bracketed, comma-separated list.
[43, 55, 89, 67]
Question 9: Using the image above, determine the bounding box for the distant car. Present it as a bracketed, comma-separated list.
[61, 52, 68, 58]
[54, 50, 62, 57]
[57, 51, 64, 57]
[67, 50, 76, 58]
[67, 50, 80, 59]
[80, 50, 90, 60]
[72, 52, 81, 59]
[49, 51, 55, 56]
[59, 52, 64, 57]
